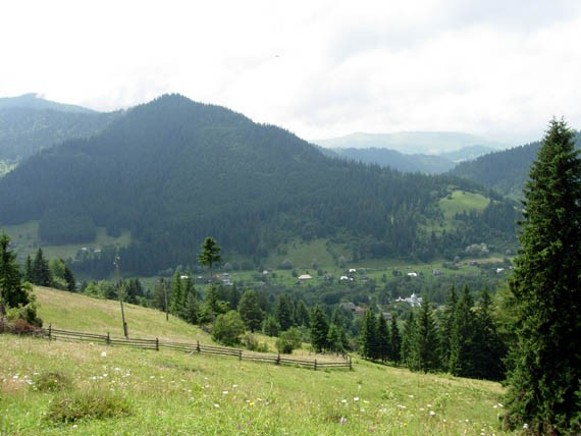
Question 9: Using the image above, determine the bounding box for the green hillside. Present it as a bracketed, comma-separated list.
[0, 94, 519, 277]
[1, 287, 511, 435]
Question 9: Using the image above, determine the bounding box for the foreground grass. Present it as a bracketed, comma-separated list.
[1, 334, 513, 435]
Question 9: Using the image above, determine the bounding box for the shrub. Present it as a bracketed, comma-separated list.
[31, 371, 72, 393]
[45, 390, 132, 424]
[212, 310, 245, 346]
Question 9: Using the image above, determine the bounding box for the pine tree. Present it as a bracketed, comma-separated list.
[197, 236, 221, 283]
[0, 233, 27, 315]
[504, 119, 581, 434]
[401, 311, 416, 366]
[275, 294, 294, 331]
[409, 299, 441, 373]
[389, 314, 401, 364]
[473, 290, 505, 381]
[31, 248, 52, 286]
[310, 305, 329, 353]
[376, 313, 390, 362]
[440, 286, 457, 371]
[238, 290, 264, 332]
[449, 286, 477, 377]
[360, 309, 378, 360]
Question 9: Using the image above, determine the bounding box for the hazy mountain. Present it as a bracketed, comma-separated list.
[450, 133, 581, 199]
[0, 94, 121, 161]
[450, 142, 540, 199]
[313, 131, 506, 155]
[323, 147, 455, 174]
[0, 94, 518, 276]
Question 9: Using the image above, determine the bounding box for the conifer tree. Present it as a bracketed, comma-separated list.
[473, 290, 505, 381]
[0, 233, 27, 315]
[275, 294, 294, 331]
[389, 314, 401, 364]
[376, 313, 390, 362]
[504, 119, 581, 434]
[401, 311, 416, 366]
[310, 305, 329, 353]
[360, 309, 378, 360]
[197, 236, 221, 283]
[408, 299, 441, 373]
[449, 286, 477, 377]
[440, 286, 457, 371]
[238, 289, 264, 332]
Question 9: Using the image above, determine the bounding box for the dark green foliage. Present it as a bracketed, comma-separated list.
[309, 305, 329, 353]
[38, 208, 96, 244]
[197, 236, 221, 281]
[389, 315, 401, 364]
[212, 310, 245, 346]
[472, 290, 505, 381]
[407, 300, 441, 373]
[360, 309, 378, 360]
[0, 233, 28, 314]
[448, 286, 477, 377]
[30, 248, 52, 287]
[0, 95, 518, 276]
[401, 311, 415, 366]
[504, 119, 581, 434]
[238, 290, 264, 333]
[440, 286, 457, 370]
[275, 294, 294, 331]
[276, 327, 303, 354]
[376, 313, 390, 362]
[262, 315, 280, 337]
[31, 371, 72, 393]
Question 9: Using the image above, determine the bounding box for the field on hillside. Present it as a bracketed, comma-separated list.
[0, 287, 515, 435]
[1, 335, 512, 435]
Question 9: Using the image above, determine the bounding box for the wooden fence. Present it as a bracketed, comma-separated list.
[42, 325, 352, 371]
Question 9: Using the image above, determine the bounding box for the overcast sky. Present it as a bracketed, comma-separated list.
[2, 0, 580, 145]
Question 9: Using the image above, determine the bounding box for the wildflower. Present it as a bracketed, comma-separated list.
[222, 390, 229, 395]
[339, 416, 347, 425]
[341, 399, 347, 404]
[429, 411, 436, 417]
[214, 403, 220, 408]
[100, 351, 107, 358]
[397, 405, 406, 410]
[523, 423, 529, 430]
[353, 396, 360, 402]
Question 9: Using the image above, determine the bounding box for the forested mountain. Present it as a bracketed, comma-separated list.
[0, 94, 120, 161]
[450, 133, 581, 199]
[322, 147, 456, 174]
[0, 94, 518, 276]
[314, 131, 504, 154]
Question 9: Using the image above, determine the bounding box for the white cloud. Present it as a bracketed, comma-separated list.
[1, 0, 581, 145]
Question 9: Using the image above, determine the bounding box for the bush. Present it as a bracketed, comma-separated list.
[212, 310, 245, 346]
[275, 327, 303, 354]
[242, 333, 269, 352]
[31, 371, 72, 393]
[45, 390, 132, 424]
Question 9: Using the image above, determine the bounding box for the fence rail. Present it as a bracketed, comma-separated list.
[40, 325, 351, 371]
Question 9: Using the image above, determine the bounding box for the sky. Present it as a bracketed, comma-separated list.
[2, 0, 581, 146]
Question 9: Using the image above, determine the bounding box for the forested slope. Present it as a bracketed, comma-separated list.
[0, 94, 518, 275]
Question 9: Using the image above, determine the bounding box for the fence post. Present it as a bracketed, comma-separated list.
[276, 353, 280, 365]
[155, 337, 159, 351]
[48, 323, 52, 341]
[314, 359, 317, 371]
[349, 356, 352, 370]
[106, 332, 110, 345]
[196, 340, 201, 353]
[238, 350, 242, 361]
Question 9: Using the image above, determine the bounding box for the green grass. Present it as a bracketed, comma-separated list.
[439, 190, 490, 220]
[1, 221, 131, 261]
[0, 287, 514, 434]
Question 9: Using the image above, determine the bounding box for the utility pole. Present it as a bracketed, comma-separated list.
[114, 254, 128, 338]
[163, 278, 169, 321]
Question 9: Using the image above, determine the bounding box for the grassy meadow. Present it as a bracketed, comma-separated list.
[0, 287, 516, 435]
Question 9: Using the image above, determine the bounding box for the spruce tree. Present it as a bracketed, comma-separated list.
[409, 299, 441, 373]
[310, 305, 329, 353]
[389, 314, 401, 364]
[473, 290, 505, 381]
[440, 286, 458, 371]
[504, 119, 581, 434]
[0, 233, 27, 314]
[360, 309, 378, 360]
[376, 313, 390, 362]
[449, 286, 477, 377]
[238, 290, 264, 333]
[401, 311, 416, 366]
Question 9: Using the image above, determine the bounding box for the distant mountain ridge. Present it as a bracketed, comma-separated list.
[0, 94, 518, 276]
[314, 131, 505, 155]
[0, 94, 120, 161]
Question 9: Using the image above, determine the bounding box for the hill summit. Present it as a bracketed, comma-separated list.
[0, 94, 517, 275]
